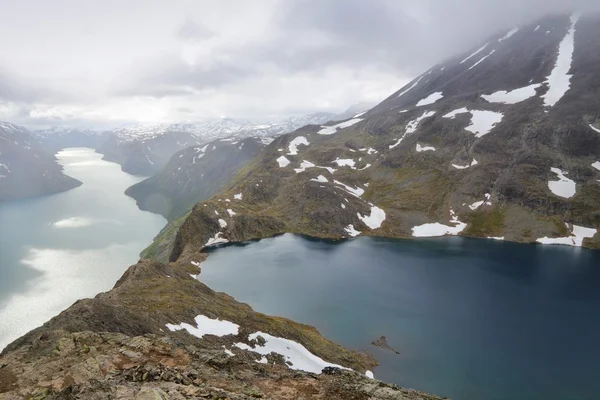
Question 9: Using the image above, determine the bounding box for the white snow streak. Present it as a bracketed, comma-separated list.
[589, 124, 600, 134]
[396, 76, 424, 98]
[468, 49, 496, 70]
[443, 107, 470, 119]
[481, 84, 541, 104]
[416, 92, 444, 107]
[452, 159, 478, 169]
[498, 28, 519, 42]
[542, 15, 579, 107]
[416, 143, 436, 152]
[390, 111, 436, 149]
[318, 118, 362, 135]
[460, 43, 489, 64]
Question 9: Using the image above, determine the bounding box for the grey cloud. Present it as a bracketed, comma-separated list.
[175, 19, 214, 42]
[120, 0, 600, 101]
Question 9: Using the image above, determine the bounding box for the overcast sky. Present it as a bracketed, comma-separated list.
[0, 0, 598, 129]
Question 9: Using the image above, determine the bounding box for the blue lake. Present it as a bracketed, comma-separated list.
[0, 148, 165, 350]
[200, 234, 600, 400]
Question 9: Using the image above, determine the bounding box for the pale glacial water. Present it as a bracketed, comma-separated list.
[0, 148, 165, 350]
[200, 234, 600, 400]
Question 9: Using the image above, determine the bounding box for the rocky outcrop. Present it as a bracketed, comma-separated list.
[0, 257, 443, 400]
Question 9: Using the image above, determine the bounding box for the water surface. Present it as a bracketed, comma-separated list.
[200, 234, 600, 400]
[0, 148, 165, 350]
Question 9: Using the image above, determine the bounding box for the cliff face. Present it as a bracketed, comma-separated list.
[0, 256, 443, 400]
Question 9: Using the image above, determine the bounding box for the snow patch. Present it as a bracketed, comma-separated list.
[234, 193, 243, 200]
[542, 15, 579, 107]
[390, 111, 436, 149]
[592, 161, 600, 171]
[294, 160, 316, 173]
[416, 92, 444, 107]
[227, 209, 236, 216]
[344, 224, 361, 237]
[311, 175, 328, 183]
[443, 107, 470, 119]
[465, 110, 503, 137]
[498, 28, 519, 42]
[366, 371, 375, 379]
[332, 158, 356, 168]
[234, 332, 349, 374]
[537, 225, 596, 247]
[166, 315, 239, 339]
[357, 206, 386, 229]
[334, 180, 364, 198]
[218, 219, 227, 228]
[481, 84, 541, 104]
[277, 156, 291, 168]
[318, 118, 362, 135]
[452, 159, 478, 169]
[548, 167, 576, 198]
[412, 209, 467, 237]
[416, 143, 436, 152]
[353, 111, 366, 118]
[288, 136, 309, 155]
[205, 232, 229, 247]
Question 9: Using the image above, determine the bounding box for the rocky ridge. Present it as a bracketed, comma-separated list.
[0, 256, 444, 400]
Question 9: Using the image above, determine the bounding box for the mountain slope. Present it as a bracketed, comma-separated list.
[0, 121, 82, 201]
[146, 13, 600, 261]
[125, 136, 270, 220]
[97, 114, 338, 176]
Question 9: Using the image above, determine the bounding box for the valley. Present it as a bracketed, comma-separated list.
[1, 6, 599, 400]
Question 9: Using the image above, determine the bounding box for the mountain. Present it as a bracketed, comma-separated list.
[144, 13, 600, 262]
[32, 127, 108, 152]
[0, 257, 441, 400]
[0, 121, 82, 201]
[96, 114, 338, 176]
[125, 136, 271, 220]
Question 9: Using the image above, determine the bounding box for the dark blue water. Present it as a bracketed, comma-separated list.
[200, 234, 600, 400]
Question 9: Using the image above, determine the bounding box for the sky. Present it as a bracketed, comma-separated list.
[0, 0, 598, 129]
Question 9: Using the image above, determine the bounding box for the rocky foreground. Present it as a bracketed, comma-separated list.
[0, 254, 444, 400]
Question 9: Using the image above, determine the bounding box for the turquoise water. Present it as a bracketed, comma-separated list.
[200, 234, 600, 400]
[0, 148, 165, 350]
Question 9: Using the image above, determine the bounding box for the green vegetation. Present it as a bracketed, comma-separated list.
[463, 207, 506, 237]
